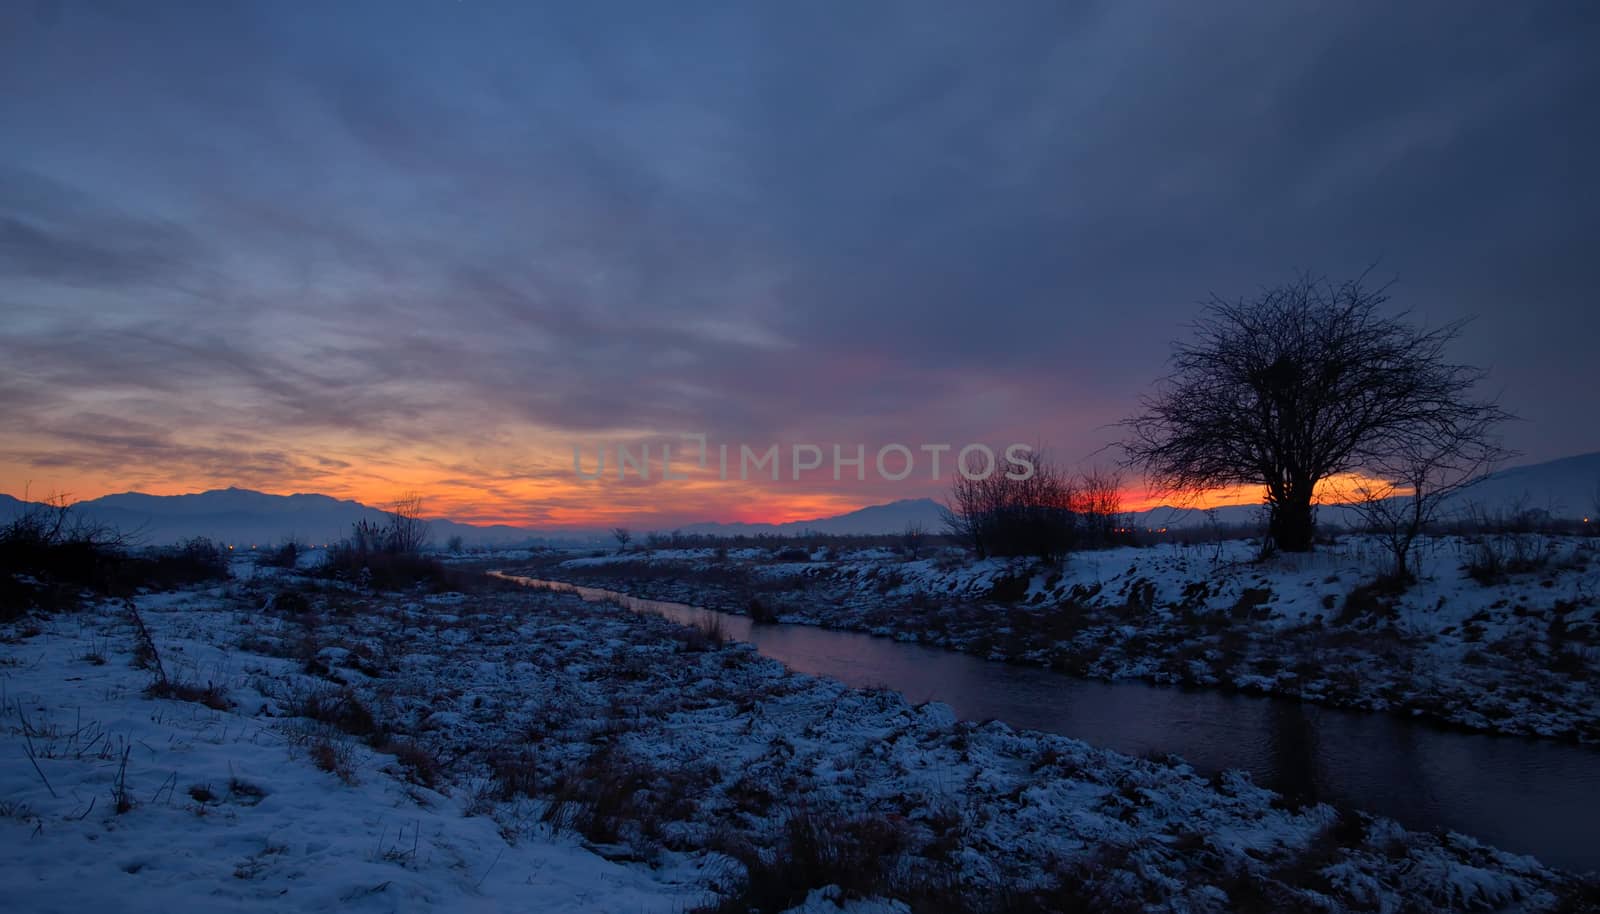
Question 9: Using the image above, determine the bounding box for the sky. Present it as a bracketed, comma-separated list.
[2, 0, 1597, 529]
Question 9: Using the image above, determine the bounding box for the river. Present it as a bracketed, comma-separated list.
[497, 573, 1599, 873]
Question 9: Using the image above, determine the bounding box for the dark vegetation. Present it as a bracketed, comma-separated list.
[129, 599, 234, 710]
[636, 528, 956, 553]
[1126, 272, 1510, 554]
[1, 498, 230, 619]
[589, 498, 1592, 571]
[943, 458, 1129, 562]
[321, 494, 456, 591]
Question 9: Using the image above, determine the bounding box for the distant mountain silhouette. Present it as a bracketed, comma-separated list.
[0, 488, 543, 548]
[2, 452, 1593, 546]
[676, 498, 947, 537]
[1129, 451, 1600, 529]
[1446, 451, 1600, 519]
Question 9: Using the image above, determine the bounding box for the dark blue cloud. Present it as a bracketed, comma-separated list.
[1, 0, 1596, 493]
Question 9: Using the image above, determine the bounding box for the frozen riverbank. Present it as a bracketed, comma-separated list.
[525, 535, 1600, 743]
[3, 571, 1596, 911]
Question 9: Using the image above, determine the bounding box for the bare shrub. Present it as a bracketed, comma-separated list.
[324, 495, 451, 591]
[1341, 418, 1511, 581]
[488, 745, 541, 800]
[540, 745, 660, 845]
[675, 612, 730, 652]
[146, 677, 232, 710]
[1464, 532, 1554, 585]
[696, 809, 911, 914]
[1071, 468, 1126, 549]
[383, 739, 443, 789]
[285, 685, 380, 739]
[943, 450, 1076, 562]
[124, 538, 232, 590]
[385, 493, 431, 554]
[308, 735, 358, 784]
[745, 596, 780, 624]
[0, 495, 219, 613]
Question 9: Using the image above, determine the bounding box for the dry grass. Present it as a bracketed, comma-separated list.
[146, 677, 232, 710]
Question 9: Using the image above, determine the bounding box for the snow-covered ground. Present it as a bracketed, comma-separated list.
[532, 535, 1600, 742]
[3, 572, 1595, 912]
[0, 590, 693, 913]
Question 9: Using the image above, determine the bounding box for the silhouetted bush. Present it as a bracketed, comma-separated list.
[1462, 531, 1554, 585]
[944, 453, 1078, 563]
[1, 500, 124, 612]
[746, 596, 780, 624]
[322, 498, 454, 591]
[1, 502, 229, 616]
[119, 537, 231, 591]
[639, 529, 954, 553]
[325, 546, 451, 591]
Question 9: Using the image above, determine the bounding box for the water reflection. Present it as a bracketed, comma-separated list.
[1264, 699, 1321, 802]
[499, 574, 1599, 873]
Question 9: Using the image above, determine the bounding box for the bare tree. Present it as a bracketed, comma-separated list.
[1341, 411, 1512, 580]
[942, 469, 981, 556]
[1071, 468, 1125, 548]
[1125, 273, 1507, 553]
[611, 527, 632, 553]
[385, 493, 431, 555]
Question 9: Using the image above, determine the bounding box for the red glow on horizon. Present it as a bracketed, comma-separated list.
[2, 452, 1391, 531]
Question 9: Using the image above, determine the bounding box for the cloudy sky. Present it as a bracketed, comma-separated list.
[2, 0, 1596, 527]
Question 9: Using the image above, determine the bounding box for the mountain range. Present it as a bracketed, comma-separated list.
[2, 452, 1594, 547]
[0, 488, 543, 548]
[1131, 451, 1600, 530]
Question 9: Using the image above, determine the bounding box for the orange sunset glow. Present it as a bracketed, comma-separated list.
[6, 6, 1600, 909]
[1, 424, 1392, 532]
[2, 1, 1591, 539]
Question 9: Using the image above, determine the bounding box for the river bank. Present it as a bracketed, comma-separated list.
[4, 572, 1593, 912]
[515, 534, 1600, 744]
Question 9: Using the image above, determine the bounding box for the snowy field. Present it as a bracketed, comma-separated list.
[3, 569, 1596, 912]
[532, 535, 1600, 743]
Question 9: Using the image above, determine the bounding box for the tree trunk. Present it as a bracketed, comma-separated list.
[1271, 486, 1316, 552]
